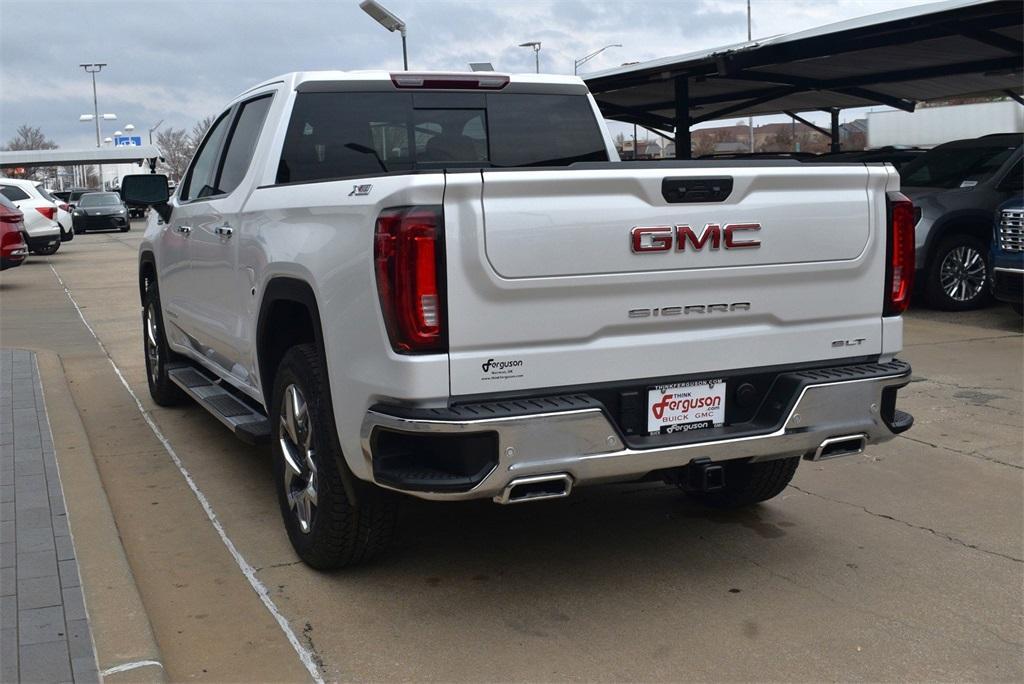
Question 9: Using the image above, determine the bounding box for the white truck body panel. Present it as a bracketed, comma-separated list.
[138, 70, 910, 497]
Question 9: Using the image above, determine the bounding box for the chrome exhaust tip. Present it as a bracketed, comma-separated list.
[808, 434, 868, 461]
[495, 474, 573, 504]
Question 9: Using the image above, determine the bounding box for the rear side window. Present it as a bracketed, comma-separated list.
[35, 186, 58, 202]
[0, 185, 30, 201]
[901, 143, 1019, 188]
[277, 91, 607, 184]
[181, 111, 233, 201]
[487, 94, 606, 167]
[218, 95, 273, 194]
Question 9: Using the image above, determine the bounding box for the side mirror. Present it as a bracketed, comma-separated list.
[121, 174, 171, 221]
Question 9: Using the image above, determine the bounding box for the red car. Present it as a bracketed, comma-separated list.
[1, 193, 29, 270]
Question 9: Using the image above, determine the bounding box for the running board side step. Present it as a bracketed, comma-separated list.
[167, 363, 272, 444]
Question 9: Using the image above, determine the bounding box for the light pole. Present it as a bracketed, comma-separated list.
[519, 42, 541, 73]
[574, 44, 621, 75]
[148, 120, 163, 145]
[359, 0, 408, 70]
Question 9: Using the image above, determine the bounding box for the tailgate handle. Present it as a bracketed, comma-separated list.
[662, 177, 733, 203]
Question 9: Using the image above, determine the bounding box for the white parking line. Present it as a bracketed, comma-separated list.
[50, 264, 325, 684]
[100, 660, 165, 677]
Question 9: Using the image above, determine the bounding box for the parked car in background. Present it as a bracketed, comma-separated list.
[805, 146, 926, 171]
[65, 187, 101, 209]
[0, 194, 29, 270]
[0, 178, 62, 255]
[35, 184, 74, 241]
[991, 197, 1023, 315]
[899, 133, 1023, 310]
[72, 192, 130, 233]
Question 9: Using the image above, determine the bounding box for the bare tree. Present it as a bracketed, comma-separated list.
[155, 128, 193, 184]
[189, 116, 216, 148]
[1, 124, 58, 181]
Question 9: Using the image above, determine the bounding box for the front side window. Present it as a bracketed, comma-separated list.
[181, 111, 233, 201]
[276, 91, 607, 184]
[0, 185, 30, 201]
[217, 95, 273, 195]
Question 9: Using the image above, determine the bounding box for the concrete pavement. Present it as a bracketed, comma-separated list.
[0, 225, 1021, 682]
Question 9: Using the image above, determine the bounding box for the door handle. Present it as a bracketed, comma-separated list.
[175, 224, 192, 235]
[214, 224, 233, 237]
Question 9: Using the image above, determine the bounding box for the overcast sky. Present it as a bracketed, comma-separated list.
[0, 0, 937, 149]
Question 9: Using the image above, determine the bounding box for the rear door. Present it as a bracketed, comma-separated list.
[444, 163, 895, 396]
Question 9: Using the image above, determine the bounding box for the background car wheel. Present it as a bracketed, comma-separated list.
[120, 225, 131, 232]
[271, 343, 397, 570]
[142, 280, 188, 406]
[679, 456, 799, 509]
[924, 234, 991, 310]
[30, 242, 60, 256]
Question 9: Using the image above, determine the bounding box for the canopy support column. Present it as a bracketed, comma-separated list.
[830, 109, 841, 153]
[674, 76, 691, 159]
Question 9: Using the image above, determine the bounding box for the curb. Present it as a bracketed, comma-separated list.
[35, 351, 167, 683]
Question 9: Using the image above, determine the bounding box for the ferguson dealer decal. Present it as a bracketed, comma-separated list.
[647, 379, 726, 434]
[481, 357, 525, 381]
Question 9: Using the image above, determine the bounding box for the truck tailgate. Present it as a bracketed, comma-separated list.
[443, 164, 898, 397]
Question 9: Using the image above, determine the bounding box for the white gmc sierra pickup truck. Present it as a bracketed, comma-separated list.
[123, 71, 915, 569]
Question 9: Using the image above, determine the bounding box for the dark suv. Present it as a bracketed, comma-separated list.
[900, 133, 1022, 310]
[991, 196, 1023, 315]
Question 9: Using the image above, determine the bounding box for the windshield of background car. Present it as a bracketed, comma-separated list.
[78, 193, 122, 207]
[901, 142, 1018, 189]
[276, 91, 609, 184]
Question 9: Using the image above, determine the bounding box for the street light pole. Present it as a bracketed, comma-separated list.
[519, 42, 541, 73]
[574, 44, 621, 75]
[80, 63, 107, 187]
[149, 120, 163, 145]
[359, 0, 408, 70]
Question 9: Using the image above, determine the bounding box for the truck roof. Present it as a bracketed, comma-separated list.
[236, 70, 588, 100]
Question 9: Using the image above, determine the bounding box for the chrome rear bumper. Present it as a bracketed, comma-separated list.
[360, 360, 912, 502]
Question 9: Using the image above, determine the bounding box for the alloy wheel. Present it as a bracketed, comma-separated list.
[939, 245, 986, 302]
[279, 384, 318, 534]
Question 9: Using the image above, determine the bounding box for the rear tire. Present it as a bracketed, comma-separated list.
[120, 224, 130, 232]
[143, 280, 188, 406]
[680, 456, 799, 509]
[924, 234, 991, 310]
[271, 344, 397, 570]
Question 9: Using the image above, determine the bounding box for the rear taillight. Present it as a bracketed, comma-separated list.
[374, 206, 446, 353]
[885, 191, 915, 316]
[35, 206, 56, 220]
[0, 212, 22, 224]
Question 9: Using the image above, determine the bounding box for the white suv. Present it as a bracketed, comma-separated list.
[0, 178, 62, 255]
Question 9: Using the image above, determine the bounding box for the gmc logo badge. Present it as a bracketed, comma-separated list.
[631, 223, 762, 253]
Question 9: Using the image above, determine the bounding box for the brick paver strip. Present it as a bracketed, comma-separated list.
[0, 349, 100, 683]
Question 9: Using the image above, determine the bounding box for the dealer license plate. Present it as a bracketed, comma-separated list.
[647, 379, 726, 435]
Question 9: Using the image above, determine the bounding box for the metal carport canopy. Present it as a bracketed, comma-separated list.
[0, 145, 164, 168]
[583, 0, 1022, 157]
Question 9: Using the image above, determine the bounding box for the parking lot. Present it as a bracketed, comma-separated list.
[0, 224, 1020, 681]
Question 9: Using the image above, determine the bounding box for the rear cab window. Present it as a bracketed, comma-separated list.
[276, 89, 608, 184]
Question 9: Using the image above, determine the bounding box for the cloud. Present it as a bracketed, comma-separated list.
[0, 0, 936, 149]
